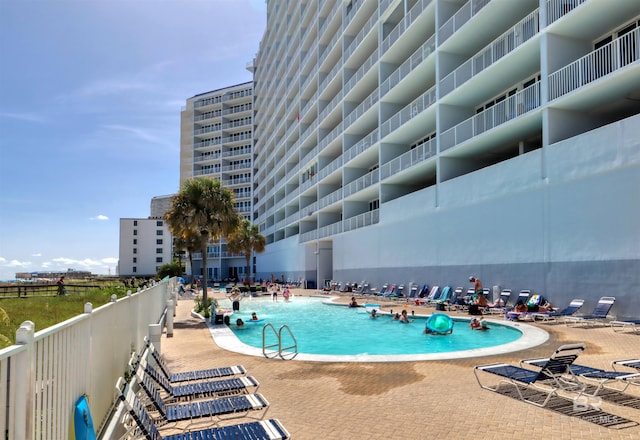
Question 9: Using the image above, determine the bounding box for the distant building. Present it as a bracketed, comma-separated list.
[150, 194, 174, 219]
[179, 82, 255, 282]
[15, 270, 92, 280]
[118, 218, 173, 278]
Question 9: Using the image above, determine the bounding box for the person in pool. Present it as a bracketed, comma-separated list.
[399, 309, 411, 323]
[236, 318, 245, 328]
[251, 312, 259, 321]
[392, 312, 400, 321]
[370, 309, 378, 319]
[470, 317, 489, 330]
[349, 296, 359, 308]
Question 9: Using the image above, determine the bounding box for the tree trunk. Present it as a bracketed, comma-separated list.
[245, 253, 251, 282]
[200, 231, 209, 317]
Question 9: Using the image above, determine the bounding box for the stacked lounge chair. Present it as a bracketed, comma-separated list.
[117, 378, 290, 440]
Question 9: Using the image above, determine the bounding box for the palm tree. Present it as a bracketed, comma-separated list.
[172, 228, 202, 282]
[164, 178, 240, 315]
[227, 219, 266, 283]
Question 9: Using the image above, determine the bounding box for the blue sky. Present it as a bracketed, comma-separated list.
[0, 0, 267, 281]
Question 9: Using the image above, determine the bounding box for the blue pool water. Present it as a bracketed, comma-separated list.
[221, 296, 522, 356]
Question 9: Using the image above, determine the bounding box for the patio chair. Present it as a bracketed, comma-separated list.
[419, 285, 439, 304]
[521, 357, 640, 396]
[118, 379, 290, 440]
[139, 357, 259, 400]
[147, 341, 247, 383]
[612, 359, 640, 373]
[609, 319, 640, 333]
[132, 372, 269, 425]
[474, 343, 587, 407]
[530, 299, 584, 323]
[564, 296, 616, 327]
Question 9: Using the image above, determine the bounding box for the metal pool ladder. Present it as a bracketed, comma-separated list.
[262, 323, 298, 360]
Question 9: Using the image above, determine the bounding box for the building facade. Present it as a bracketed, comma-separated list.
[250, 0, 640, 316]
[118, 218, 173, 278]
[179, 82, 255, 282]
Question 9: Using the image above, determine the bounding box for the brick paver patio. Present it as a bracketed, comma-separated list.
[157, 289, 640, 439]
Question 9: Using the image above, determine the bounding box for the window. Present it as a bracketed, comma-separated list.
[133, 230, 138, 236]
[133, 267, 137, 273]
[156, 230, 163, 236]
[369, 199, 379, 211]
[133, 239, 137, 245]
[133, 257, 137, 263]
[156, 239, 163, 245]
[133, 220, 138, 226]
[156, 257, 163, 263]
[156, 248, 163, 254]
[133, 248, 137, 254]
[156, 220, 163, 227]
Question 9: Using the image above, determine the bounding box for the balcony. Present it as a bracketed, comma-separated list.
[440, 82, 541, 151]
[548, 28, 640, 101]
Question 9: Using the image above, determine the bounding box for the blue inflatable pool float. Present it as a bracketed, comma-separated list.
[425, 313, 454, 335]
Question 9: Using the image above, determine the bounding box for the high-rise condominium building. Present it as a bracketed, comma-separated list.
[180, 82, 255, 282]
[251, 0, 639, 315]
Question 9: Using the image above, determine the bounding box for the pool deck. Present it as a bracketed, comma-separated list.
[158, 289, 640, 439]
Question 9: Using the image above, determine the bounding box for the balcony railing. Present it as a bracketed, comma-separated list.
[548, 28, 640, 101]
[441, 82, 541, 151]
[440, 9, 539, 97]
[380, 85, 437, 139]
[438, 0, 491, 44]
[343, 209, 380, 233]
[343, 170, 379, 198]
[546, 0, 587, 25]
[380, 137, 437, 180]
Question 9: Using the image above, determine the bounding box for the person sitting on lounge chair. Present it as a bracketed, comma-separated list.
[527, 301, 553, 313]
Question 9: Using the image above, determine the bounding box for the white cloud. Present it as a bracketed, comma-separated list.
[0, 111, 47, 123]
[0, 257, 5, 263]
[7, 259, 32, 268]
[102, 257, 118, 264]
[90, 215, 109, 221]
[31, 253, 42, 257]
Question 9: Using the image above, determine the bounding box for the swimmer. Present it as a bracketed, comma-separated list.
[392, 312, 400, 321]
[251, 312, 259, 321]
[349, 296, 359, 308]
[236, 318, 245, 328]
[370, 309, 378, 319]
[399, 309, 411, 323]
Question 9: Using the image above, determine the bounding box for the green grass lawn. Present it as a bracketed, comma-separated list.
[0, 284, 130, 348]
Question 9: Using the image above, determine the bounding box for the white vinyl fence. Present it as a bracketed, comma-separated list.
[0, 279, 177, 440]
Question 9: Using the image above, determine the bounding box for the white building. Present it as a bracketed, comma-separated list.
[118, 218, 173, 278]
[150, 195, 174, 219]
[179, 82, 255, 282]
[249, 0, 640, 317]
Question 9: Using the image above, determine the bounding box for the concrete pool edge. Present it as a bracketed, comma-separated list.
[196, 297, 550, 362]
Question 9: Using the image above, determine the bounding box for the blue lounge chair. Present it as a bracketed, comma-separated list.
[530, 299, 584, 323]
[612, 358, 640, 372]
[147, 342, 246, 382]
[474, 343, 587, 407]
[133, 373, 269, 425]
[119, 379, 290, 440]
[521, 357, 640, 396]
[565, 296, 615, 326]
[139, 357, 259, 400]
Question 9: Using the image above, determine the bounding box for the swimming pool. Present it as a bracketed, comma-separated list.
[208, 296, 548, 362]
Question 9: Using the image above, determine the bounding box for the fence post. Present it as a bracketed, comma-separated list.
[148, 324, 162, 353]
[166, 300, 174, 338]
[14, 321, 35, 440]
